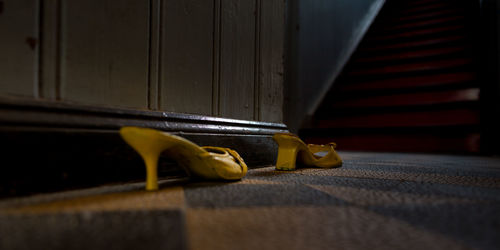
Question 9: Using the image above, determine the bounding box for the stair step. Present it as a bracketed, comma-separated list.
[369, 25, 465, 42]
[314, 108, 479, 128]
[405, 0, 452, 7]
[353, 46, 467, 64]
[339, 72, 477, 91]
[303, 133, 480, 153]
[361, 35, 466, 52]
[399, 2, 451, 15]
[389, 8, 465, 24]
[328, 88, 479, 108]
[380, 15, 465, 33]
[347, 58, 473, 76]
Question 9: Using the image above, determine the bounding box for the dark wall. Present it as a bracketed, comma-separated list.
[285, 0, 386, 132]
[479, 0, 500, 154]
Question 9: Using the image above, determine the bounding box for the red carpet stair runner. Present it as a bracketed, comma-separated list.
[300, 0, 481, 153]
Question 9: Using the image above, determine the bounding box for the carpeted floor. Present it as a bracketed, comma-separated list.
[0, 152, 499, 250]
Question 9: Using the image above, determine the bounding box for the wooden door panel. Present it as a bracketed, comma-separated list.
[0, 0, 38, 98]
[159, 0, 214, 115]
[219, 0, 256, 120]
[59, 0, 149, 109]
[259, 0, 285, 123]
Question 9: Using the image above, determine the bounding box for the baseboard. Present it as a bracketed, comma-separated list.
[0, 97, 288, 198]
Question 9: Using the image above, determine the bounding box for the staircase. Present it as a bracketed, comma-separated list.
[300, 0, 481, 153]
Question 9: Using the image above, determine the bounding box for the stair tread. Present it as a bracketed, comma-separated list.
[405, 0, 453, 7]
[380, 15, 465, 32]
[369, 25, 465, 41]
[339, 72, 477, 91]
[314, 108, 480, 128]
[354, 46, 467, 64]
[399, 2, 452, 15]
[361, 35, 466, 51]
[347, 58, 473, 76]
[303, 133, 480, 153]
[388, 8, 465, 23]
[328, 88, 479, 108]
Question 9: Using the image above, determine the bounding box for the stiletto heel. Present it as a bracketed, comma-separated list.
[120, 126, 248, 191]
[273, 133, 342, 170]
[144, 154, 159, 191]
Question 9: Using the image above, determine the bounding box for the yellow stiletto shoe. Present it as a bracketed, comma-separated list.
[272, 133, 342, 171]
[120, 126, 248, 191]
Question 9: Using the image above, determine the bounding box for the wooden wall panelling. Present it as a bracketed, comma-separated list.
[253, 0, 261, 121]
[259, 0, 285, 123]
[148, 0, 161, 110]
[219, 0, 257, 120]
[212, 0, 221, 116]
[159, 0, 214, 115]
[0, 0, 39, 98]
[40, 0, 60, 100]
[59, 0, 149, 109]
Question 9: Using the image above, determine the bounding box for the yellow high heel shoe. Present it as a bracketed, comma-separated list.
[120, 126, 248, 191]
[273, 133, 342, 171]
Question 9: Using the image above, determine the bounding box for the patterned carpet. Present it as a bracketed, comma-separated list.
[1, 152, 499, 250]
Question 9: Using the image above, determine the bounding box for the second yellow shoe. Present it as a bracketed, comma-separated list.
[273, 133, 342, 170]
